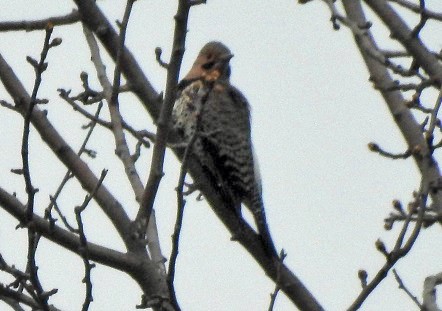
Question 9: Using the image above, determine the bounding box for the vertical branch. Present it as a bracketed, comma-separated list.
[166, 83, 212, 309]
[425, 88, 442, 151]
[111, 0, 135, 104]
[166, 141, 191, 311]
[82, 0, 166, 269]
[23, 25, 53, 221]
[74, 169, 107, 311]
[22, 24, 57, 310]
[73, 0, 162, 119]
[136, 0, 192, 236]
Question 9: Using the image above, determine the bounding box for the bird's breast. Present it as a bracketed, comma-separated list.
[172, 80, 208, 141]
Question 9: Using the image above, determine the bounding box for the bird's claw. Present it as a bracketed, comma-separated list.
[183, 181, 199, 196]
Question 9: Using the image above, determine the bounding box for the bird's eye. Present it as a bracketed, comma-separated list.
[202, 61, 215, 70]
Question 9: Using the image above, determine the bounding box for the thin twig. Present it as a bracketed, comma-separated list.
[410, 0, 427, 38]
[367, 142, 411, 159]
[75, 169, 107, 311]
[347, 180, 428, 310]
[381, 50, 410, 58]
[22, 24, 57, 311]
[324, 0, 426, 81]
[392, 269, 422, 308]
[0, 99, 19, 112]
[268, 250, 287, 311]
[388, 0, 442, 21]
[0, 284, 61, 311]
[45, 103, 103, 231]
[58, 90, 153, 147]
[155, 47, 169, 69]
[425, 88, 442, 151]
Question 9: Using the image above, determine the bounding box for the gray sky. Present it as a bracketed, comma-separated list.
[1, 1, 442, 310]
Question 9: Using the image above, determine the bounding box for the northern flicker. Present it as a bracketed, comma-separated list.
[172, 41, 277, 257]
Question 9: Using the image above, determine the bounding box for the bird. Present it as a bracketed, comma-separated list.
[172, 41, 277, 257]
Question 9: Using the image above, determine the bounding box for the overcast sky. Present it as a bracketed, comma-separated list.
[1, 1, 442, 310]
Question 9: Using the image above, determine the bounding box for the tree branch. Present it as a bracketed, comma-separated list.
[392, 269, 422, 308]
[364, 0, 442, 85]
[0, 10, 80, 32]
[341, 0, 442, 217]
[0, 187, 135, 272]
[73, 0, 161, 119]
[347, 180, 427, 310]
[388, 0, 442, 22]
[81, 13, 166, 272]
[136, 0, 191, 228]
[22, 25, 56, 311]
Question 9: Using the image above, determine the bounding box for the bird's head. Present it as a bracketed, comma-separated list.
[183, 41, 234, 82]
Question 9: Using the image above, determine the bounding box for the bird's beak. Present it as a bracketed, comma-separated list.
[221, 53, 234, 62]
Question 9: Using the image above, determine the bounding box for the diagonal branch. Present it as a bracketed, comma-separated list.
[388, 0, 442, 22]
[364, 0, 442, 85]
[0, 186, 136, 272]
[73, 0, 161, 119]
[0, 285, 61, 311]
[342, 0, 442, 216]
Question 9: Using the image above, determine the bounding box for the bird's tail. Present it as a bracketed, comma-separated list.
[249, 190, 278, 257]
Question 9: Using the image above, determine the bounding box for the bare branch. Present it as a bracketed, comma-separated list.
[75, 170, 107, 311]
[364, 0, 442, 85]
[73, 0, 161, 119]
[58, 89, 153, 148]
[166, 83, 213, 310]
[155, 47, 169, 69]
[339, 0, 442, 219]
[409, 0, 428, 38]
[46, 103, 104, 232]
[388, 0, 442, 22]
[82, 3, 145, 203]
[0, 52, 136, 250]
[0, 284, 61, 311]
[81, 5, 167, 277]
[425, 88, 442, 151]
[392, 269, 422, 308]
[347, 181, 427, 310]
[367, 142, 411, 159]
[136, 0, 191, 238]
[22, 25, 57, 311]
[0, 187, 137, 277]
[0, 10, 80, 32]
